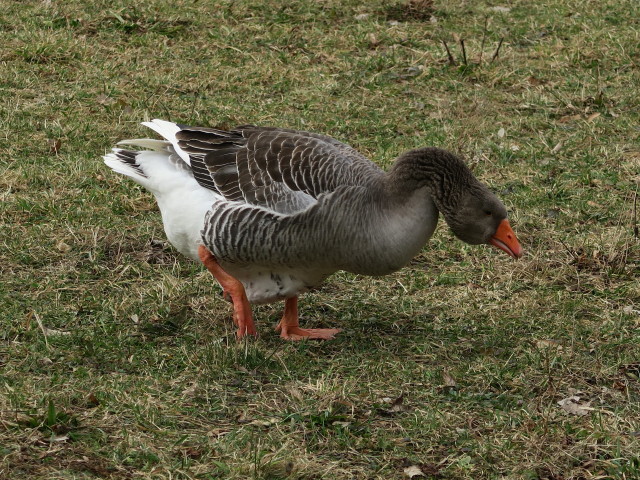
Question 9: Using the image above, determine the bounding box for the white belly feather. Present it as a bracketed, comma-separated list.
[228, 265, 331, 304]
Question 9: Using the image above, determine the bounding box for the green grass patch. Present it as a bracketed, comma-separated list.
[1, 0, 639, 478]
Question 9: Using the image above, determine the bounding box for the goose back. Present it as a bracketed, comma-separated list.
[175, 125, 384, 214]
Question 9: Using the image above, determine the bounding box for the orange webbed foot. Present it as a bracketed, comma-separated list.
[276, 324, 342, 341]
[275, 297, 341, 341]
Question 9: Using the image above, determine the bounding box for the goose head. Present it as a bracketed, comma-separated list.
[389, 147, 523, 259]
[445, 184, 523, 259]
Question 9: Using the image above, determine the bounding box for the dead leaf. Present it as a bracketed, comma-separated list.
[558, 395, 591, 416]
[404, 465, 425, 478]
[56, 240, 71, 253]
[96, 93, 116, 105]
[551, 141, 563, 154]
[86, 393, 100, 407]
[367, 33, 380, 48]
[390, 393, 407, 412]
[612, 380, 627, 392]
[248, 418, 278, 427]
[378, 394, 410, 416]
[490, 6, 511, 13]
[43, 327, 71, 336]
[48, 434, 69, 443]
[181, 382, 198, 396]
[354, 13, 370, 20]
[287, 386, 304, 402]
[48, 138, 61, 154]
[586, 112, 601, 122]
[182, 447, 205, 459]
[332, 421, 351, 428]
[558, 114, 581, 123]
[527, 75, 544, 86]
[620, 363, 640, 379]
[443, 370, 457, 387]
[535, 339, 563, 349]
[497, 127, 505, 138]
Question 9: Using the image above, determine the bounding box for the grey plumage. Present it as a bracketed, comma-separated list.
[105, 119, 521, 306]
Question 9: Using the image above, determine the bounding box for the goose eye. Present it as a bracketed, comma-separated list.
[484, 210, 493, 216]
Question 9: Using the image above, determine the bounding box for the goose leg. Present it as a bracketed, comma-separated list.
[197, 245, 257, 339]
[275, 296, 342, 340]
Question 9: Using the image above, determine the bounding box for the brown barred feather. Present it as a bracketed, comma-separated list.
[171, 124, 384, 214]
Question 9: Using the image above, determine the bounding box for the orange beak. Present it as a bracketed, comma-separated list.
[489, 219, 523, 259]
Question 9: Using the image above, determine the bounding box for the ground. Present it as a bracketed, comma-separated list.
[1, 0, 639, 479]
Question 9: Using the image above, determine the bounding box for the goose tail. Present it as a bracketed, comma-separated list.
[141, 119, 192, 164]
[103, 148, 151, 187]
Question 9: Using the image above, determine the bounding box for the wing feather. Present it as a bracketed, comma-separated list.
[153, 122, 384, 215]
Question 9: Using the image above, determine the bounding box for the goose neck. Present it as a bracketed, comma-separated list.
[384, 147, 473, 216]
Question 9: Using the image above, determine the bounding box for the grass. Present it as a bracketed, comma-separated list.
[1, 0, 639, 478]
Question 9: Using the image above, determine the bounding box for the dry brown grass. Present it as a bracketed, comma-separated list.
[1, 0, 639, 478]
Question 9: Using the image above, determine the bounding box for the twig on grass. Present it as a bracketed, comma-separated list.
[633, 186, 638, 238]
[491, 37, 504, 63]
[460, 38, 467, 66]
[478, 16, 489, 64]
[441, 39, 456, 65]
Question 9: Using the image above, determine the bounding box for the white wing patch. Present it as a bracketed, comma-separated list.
[141, 119, 193, 166]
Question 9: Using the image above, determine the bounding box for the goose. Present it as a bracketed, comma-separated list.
[104, 119, 522, 340]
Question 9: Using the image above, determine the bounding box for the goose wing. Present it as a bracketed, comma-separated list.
[173, 123, 383, 214]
